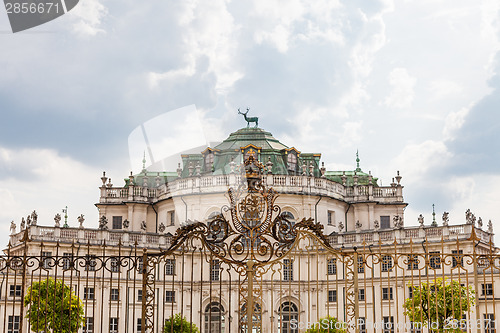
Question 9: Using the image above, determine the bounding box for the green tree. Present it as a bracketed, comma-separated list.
[304, 316, 347, 333]
[163, 314, 200, 333]
[403, 278, 475, 332]
[24, 278, 84, 333]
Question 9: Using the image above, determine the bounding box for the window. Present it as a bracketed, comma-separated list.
[7, 315, 19, 333]
[327, 259, 337, 275]
[328, 290, 337, 302]
[210, 259, 220, 281]
[63, 253, 73, 270]
[9, 285, 21, 297]
[205, 152, 214, 171]
[85, 255, 97, 271]
[287, 153, 297, 173]
[165, 259, 175, 275]
[482, 283, 494, 296]
[452, 250, 464, 268]
[430, 251, 441, 269]
[382, 255, 393, 272]
[137, 289, 142, 302]
[408, 286, 413, 299]
[283, 259, 293, 281]
[109, 317, 118, 333]
[137, 318, 142, 333]
[137, 258, 143, 273]
[410, 321, 422, 333]
[383, 316, 394, 333]
[358, 256, 365, 273]
[110, 288, 119, 301]
[380, 216, 390, 229]
[168, 211, 175, 226]
[407, 255, 419, 270]
[83, 317, 94, 333]
[484, 314, 495, 333]
[84, 287, 94, 300]
[358, 317, 366, 333]
[359, 289, 365, 301]
[382, 287, 393, 300]
[110, 257, 120, 273]
[165, 291, 175, 303]
[327, 211, 335, 226]
[205, 302, 226, 333]
[42, 251, 52, 269]
[279, 302, 298, 333]
[112, 216, 122, 229]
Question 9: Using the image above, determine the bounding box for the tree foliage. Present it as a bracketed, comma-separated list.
[163, 314, 200, 333]
[24, 278, 84, 333]
[304, 316, 347, 333]
[403, 278, 475, 332]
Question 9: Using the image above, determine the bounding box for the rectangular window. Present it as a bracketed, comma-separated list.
[407, 255, 419, 270]
[482, 283, 494, 296]
[327, 211, 335, 226]
[83, 317, 94, 333]
[328, 290, 337, 302]
[359, 289, 365, 301]
[63, 253, 73, 270]
[408, 286, 413, 299]
[484, 314, 495, 333]
[165, 291, 175, 303]
[110, 288, 119, 301]
[382, 255, 393, 272]
[380, 216, 391, 229]
[327, 259, 337, 275]
[137, 258, 143, 273]
[110, 257, 120, 273]
[109, 317, 118, 333]
[358, 256, 365, 273]
[85, 255, 96, 271]
[9, 285, 21, 297]
[112, 216, 122, 229]
[283, 259, 293, 281]
[210, 259, 220, 281]
[7, 316, 20, 333]
[430, 251, 441, 269]
[165, 259, 175, 276]
[382, 287, 393, 300]
[358, 317, 366, 333]
[42, 251, 52, 269]
[383, 316, 394, 333]
[452, 250, 464, 268]
[168, 211, 175, 226]
[410, 321, 422, 333]
[137, 318, 142, 333]
[84, 287, 94, 300]
[137, 289, 142, 302]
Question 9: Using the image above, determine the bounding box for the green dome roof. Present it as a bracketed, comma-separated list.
[213, 127, 289, 151]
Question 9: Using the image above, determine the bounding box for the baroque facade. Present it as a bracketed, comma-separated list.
[3, 126, 499, 333]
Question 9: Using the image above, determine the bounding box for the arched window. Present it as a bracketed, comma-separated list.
[287, 153, 297, 173]
[241, 302, 262, 333]
[204, 302, 225, 333]
[279, 212, 296, 243]
[207, 211, 224, 241]
[278, 302, 298, 333]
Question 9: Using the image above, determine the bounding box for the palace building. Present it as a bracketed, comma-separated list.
[2, 125, 498, 333]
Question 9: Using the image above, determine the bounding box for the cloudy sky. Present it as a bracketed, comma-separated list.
[1, 0, 499, 247]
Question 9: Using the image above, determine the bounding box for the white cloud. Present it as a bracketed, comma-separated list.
[69, 0, 107, 36]
[442, 107, 470, 141]
[391, 140, 451, 183]
[384, 68, 417, 108]
[429, 79, 463, 99]
[0, 146, 101, 247]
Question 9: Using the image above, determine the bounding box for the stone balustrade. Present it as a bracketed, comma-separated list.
[328, 224, 494, 248]
[99, 174, 404, 204]
[10, 222, 491, 250]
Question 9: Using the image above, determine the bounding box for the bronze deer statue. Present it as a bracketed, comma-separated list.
[238, 108, 259, 128]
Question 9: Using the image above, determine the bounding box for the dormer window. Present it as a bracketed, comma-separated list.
[205, 152, 214, 172]
[287, 153, 297, 173]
